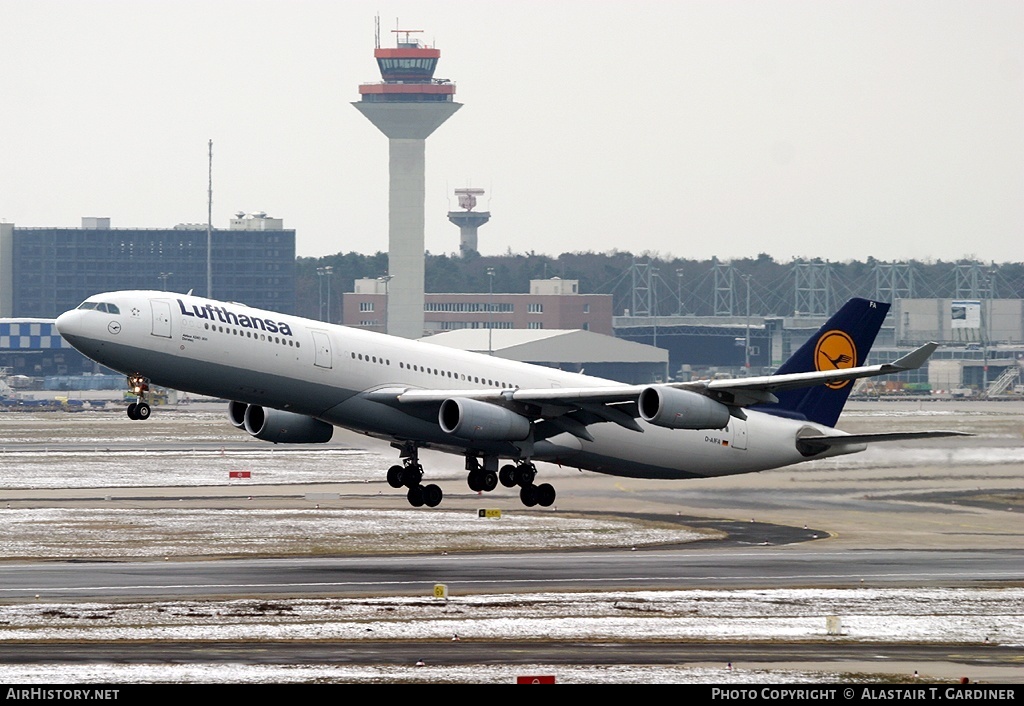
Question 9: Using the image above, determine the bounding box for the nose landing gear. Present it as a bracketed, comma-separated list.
[126, 375, 151, 420]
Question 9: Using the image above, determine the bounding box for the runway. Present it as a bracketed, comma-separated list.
[0, 399, 1021, 683]
[0, 547, 1021, 601]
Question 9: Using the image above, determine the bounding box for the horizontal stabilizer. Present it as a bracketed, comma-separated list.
[796, 430, 970, 455]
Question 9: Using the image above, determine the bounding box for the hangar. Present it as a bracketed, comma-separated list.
[423, 329, 668, 385]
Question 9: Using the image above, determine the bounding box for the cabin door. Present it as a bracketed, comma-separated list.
[311, 330, 332, 369]
[151, 300, 172, 338]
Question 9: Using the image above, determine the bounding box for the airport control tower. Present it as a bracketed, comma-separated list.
[447, 188, 490, 256]
[353, 26, 461, 338]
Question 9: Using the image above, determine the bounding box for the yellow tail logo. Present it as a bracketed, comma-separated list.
[814, 330, 857, 389]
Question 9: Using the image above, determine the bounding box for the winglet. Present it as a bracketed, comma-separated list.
[888, 342, 939, 371]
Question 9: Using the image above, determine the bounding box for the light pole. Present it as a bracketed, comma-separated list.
[316, 266, 333, 322]
[676, 268, 684, 315]
[651, 266, 658, 350]
[377, 274, 393, 334]
[325, 266, 333, 324]
[982, 268, 996, 395]
[486, 267, 495, 356]
[742, 274, 752, 372]
[158, 272, 173, 292]
[317, 268, 324, 321]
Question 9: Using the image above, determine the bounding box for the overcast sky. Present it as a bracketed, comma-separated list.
[1, 1, 1020, 264]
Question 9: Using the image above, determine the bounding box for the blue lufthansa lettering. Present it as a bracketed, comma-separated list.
[177, 300, 292, 337]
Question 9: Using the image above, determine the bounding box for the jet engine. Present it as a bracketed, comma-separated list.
[638, 386, 731, 430]
[439, 398, 531, 441]
[227, 400, 248, 429]
[228, 401, 333, 443]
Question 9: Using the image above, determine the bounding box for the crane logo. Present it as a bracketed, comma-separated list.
[814, 330, 857, 389]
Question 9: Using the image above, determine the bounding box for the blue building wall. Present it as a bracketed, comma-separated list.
[10, 226, 295, 318]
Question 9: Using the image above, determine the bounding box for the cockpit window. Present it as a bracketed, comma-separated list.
[76, 301, 120, 314]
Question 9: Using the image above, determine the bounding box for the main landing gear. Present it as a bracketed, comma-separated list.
[468, 457, 555, 507]
[125, 374, 151, 421]
[385, 445, 556, 509]
[499, 462, 557, 507]
[466, 457, 498, 493]
[387, 444, 443, 508]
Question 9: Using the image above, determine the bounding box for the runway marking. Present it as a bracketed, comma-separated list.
[0, 570, 1020, 596]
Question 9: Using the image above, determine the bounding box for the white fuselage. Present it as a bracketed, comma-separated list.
[55, 291, 861, 480]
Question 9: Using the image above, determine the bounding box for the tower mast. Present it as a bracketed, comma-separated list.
[353, 26, 461, 338]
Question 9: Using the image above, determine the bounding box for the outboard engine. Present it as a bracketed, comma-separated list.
[638, 386, 731, 430]
[439, 398, 531, 441]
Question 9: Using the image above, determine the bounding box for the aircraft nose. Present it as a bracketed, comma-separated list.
[54, 309, 81, 338]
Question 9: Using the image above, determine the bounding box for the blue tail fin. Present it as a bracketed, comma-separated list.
[764, 298, 890, 427]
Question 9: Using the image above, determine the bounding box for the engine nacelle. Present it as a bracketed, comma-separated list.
[638, 386, 731, 430]
[227, 400, 247, 429]
[239, 404, 334, 444]
[439, 397, 531, 441]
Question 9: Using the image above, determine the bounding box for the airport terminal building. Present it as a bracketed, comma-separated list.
[0, 215, 296, 319]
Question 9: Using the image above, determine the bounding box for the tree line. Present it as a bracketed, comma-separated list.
[295, 250, 1024, 323]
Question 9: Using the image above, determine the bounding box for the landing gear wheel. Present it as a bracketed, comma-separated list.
[387, 465, 405, 489]
[536, 483, 556, 507]
[480, 471, 498, 492]
[125, 375, 152, 420]
[403, 465, 423, 488]
[515, 464, 536, 487]
[499, 465, 517, 488]
[422, 484, 443, 508]
[407, 485, 425, 507]
[520, 484, 539, 507]
[468, 470, 499, 492]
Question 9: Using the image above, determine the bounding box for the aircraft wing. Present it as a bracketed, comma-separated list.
[365, 341, 941, 437]
[387, 342, 939, 408]
[697, 342, 940, 405]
